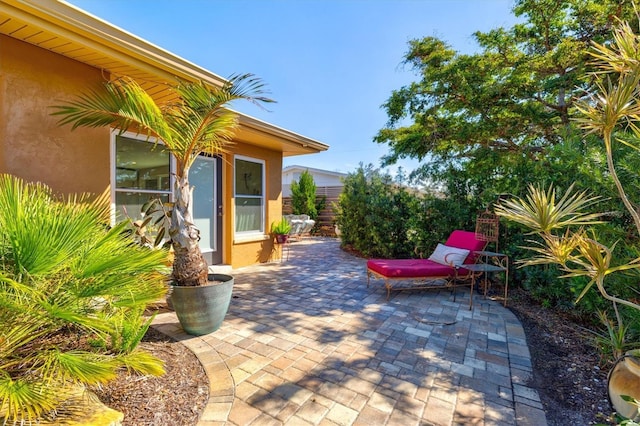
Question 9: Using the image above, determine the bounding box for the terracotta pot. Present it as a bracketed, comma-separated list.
[608, 350, 640, 421]
[169, 274, 234, 336]
[275, 234, 289, 244]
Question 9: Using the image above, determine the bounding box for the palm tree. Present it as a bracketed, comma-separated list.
[53, 74, 273, 286]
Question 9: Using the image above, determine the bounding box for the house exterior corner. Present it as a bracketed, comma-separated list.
[0, 0, 328, 269]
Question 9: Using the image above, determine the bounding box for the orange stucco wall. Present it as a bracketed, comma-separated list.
[227, 143, 283, 268]
[0, 35, 110, 197]
[0, 34, 287, 269]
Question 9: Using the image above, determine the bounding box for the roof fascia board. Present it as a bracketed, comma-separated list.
[1, 0, 227, 87]
[283, 165, 347, 177]
[236, 112, 328, 153]
[2, 0, 330, 154]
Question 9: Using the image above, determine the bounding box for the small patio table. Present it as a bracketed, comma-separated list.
[464, 250, 509, 306]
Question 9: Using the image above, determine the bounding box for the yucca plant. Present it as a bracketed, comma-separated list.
[52, 75, 273, 287]
[498, 20, 640, 314]
[0, 174, 168, 424]
[495, 183, 640, 315]
[496, 20, 640, 348]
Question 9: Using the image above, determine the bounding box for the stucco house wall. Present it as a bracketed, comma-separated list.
[0, 1, 327, 269]
[226, 143, 284, 266]
[1, 34, 110, 196]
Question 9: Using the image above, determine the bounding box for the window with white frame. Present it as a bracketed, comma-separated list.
[113, 133, 172, 222]
[234, 156, 264, 234]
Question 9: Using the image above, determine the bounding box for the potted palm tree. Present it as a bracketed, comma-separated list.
[53, 74, 273, 335]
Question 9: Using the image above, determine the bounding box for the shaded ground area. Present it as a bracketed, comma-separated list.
[508, 288, 614, 425]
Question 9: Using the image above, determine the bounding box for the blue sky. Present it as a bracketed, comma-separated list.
[68, 0, 519, 175]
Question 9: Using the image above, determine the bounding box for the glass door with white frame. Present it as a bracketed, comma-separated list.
[191, 155, 223, 265]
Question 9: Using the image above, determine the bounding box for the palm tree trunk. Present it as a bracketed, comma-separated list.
[170, 174, 209, 286]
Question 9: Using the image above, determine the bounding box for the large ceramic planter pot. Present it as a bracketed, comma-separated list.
[608, 350, 640, 421]
[170, 274, 234, 336]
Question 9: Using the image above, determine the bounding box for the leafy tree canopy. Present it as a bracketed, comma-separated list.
[375, 0, 637, 180]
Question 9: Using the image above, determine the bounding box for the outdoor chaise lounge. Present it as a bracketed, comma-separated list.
[366, 230, 487, 308]
[284, 214, 315, 240]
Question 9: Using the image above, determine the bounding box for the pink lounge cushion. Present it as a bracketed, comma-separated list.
[366, 230, 487, 279]
[444, 230, 487, 264]
[428, 243, 470, 266]
[367, 258, 456, 278]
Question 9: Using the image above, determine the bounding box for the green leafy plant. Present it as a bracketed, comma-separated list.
[590, 310, 633, 362]
[270, 218, 292, 235]
[0, 174, 168, 424]
[496, 21, 640, 361]
[291, 169, 325, 221]
[52, 74, 273, 287]
[124, 197, 172, 249]
[335, 165, 423, 258]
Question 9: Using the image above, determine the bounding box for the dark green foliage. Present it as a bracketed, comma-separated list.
[336, 165, 421, 258]
[376, 0, 638, 184]
[291, 170, 325, 221]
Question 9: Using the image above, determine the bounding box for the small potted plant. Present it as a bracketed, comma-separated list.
[271, 218, 292, 244]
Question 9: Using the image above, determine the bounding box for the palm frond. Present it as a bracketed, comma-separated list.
[0, 174, 170, 421]
[118, 349, 165, 376]
[0, 373, 61, 422]
[495, 184, 604, 233]
[0, 319, 49, 360]
[52, 351, 119, 385]
[166, 76, 274, 174]
[0, 175, 111, 276]
[52, 77, 172, 142]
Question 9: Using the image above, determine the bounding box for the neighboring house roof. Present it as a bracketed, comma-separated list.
[0, 0, 328, 157]
[283, 165, 348, 180]
[282, 165, 347, 197]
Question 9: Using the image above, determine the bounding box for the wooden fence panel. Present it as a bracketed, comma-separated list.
[282, 186, 342, 236]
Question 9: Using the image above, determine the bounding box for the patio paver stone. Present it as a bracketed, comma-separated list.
[153, 238, 547, 425]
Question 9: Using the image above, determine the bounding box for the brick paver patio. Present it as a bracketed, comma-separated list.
[153, 237, 547, 425]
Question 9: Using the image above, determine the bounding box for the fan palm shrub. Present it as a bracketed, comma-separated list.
[0, 174, 168, 424]
[52, 74, 273, 286]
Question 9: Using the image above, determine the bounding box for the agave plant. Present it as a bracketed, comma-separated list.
[52, 75, 273, 287]
[0, 174, 168, 424]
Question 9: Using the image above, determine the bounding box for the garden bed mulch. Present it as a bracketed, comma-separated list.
[92, 327, 208, 426]
[507, 288, 616, 425]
